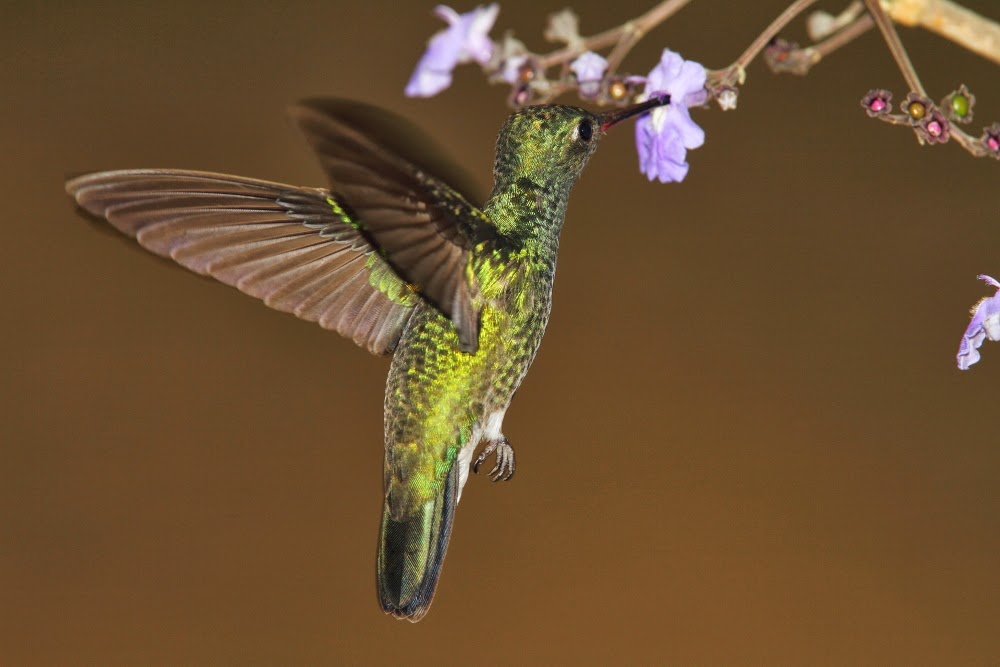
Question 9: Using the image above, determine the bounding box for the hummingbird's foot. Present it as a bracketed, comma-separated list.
[472, 437, 515, 482]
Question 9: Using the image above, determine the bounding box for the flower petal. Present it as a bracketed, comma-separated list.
[405, 66, 453, 97]
[636, 115, 690, 183]
[500, 55, 528, 84]
[570, 51, 607, 83]
[676, 59, 708, 98]
[569, 51, 608, 98]
[461, 3, 499, 64]
[957, 274, 1000, 370]
[667, 106, 705, 149]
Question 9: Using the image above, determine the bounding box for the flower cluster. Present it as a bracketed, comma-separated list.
[403, 4, 999, 373]
[861, 85, 999, 157]
[405, 4, 706, 182]
[901, 93, 951, 144]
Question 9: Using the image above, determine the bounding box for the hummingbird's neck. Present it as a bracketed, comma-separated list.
[484, 175, 572, 254]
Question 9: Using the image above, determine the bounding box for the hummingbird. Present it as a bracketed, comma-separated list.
[66, 94, 670, 622]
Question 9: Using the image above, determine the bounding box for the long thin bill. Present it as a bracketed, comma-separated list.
[598, 94, 671, 132]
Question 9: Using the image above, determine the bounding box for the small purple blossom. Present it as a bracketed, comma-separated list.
[716, 85, 738, 111]
[957, 274, 1000, 370]
[569, 51, 608, 98]
[764, 38, 811, 75]
[901, 92, 931, 122]
[405, 4, 499, 98]
[499, 54, 529, 84]
[861, 89, 892, 117]
[942, 84, 975, 124]
[920, 108, 950, 144]
[634, 49, 706, 183]
[544, 9, 581, 45]
[982, 122, 1000, 159]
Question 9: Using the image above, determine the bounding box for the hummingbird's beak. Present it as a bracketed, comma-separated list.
[598, 94, 671, 132]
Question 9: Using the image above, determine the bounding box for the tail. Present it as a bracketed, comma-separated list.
[377, 462, 459, 622]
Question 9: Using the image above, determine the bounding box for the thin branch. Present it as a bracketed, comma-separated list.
[950, 129, 982, 154]
[808, 1, 864, 40]
[605, 25, 643, 75]
[707, 0, 821, 86]
[732, 0, 821, 72]
[885, 0, 1000, 66]
[813, 12, 874, 61]
[537, 0, 694, 70]
[862, 0, 925, 94]
[767, 13, 875, 76]
[606, 0, 695, 73]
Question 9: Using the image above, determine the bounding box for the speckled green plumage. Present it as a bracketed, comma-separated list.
[383, 106, 592, 512]
[375, 106, 602, 621]
[383, 243, 546, 509]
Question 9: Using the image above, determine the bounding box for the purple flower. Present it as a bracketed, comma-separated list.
[570, 51, 608, 98]
[957, 274, 1000, 370]
[861, 89, 892, 117]
[634, 49, 706, 183]
[405, 4, 499, 98]
[982, 122, 1000, 159]
[901, 92, 931, 122]
[942, 84, 975, 124]
[920, 108, 950, 144]
[499, 54, 529, 84]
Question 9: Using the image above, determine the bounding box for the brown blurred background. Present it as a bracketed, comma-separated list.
[2, 0, 998, 663]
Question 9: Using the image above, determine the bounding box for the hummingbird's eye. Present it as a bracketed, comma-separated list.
[577, 120, 593, 143]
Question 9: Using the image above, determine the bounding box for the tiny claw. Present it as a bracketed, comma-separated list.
[473, 437, 515, 482]
[472, 444, 490, 475]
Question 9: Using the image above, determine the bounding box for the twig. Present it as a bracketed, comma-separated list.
[814, 12, 874, 61]
[885, 0, 1000, 66]
[864, 0, 991, 156]
[767, 13, 875, 76]
[537, 0, 694, 70]
[862, 0, 925, 93]
[707, 0, 821, 86]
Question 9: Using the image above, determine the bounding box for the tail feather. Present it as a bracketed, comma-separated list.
[377, 463, 458, 622]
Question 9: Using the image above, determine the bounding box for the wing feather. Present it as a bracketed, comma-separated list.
[289, 98, 499, 352]
[67, 169, 415, 354]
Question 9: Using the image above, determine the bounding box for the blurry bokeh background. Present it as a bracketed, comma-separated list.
[2, 0, 998, 662]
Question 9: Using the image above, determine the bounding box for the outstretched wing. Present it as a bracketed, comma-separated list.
[68, 99, 499, 353]
[66, 169, 420, 355]
[289, 98, 497, 352]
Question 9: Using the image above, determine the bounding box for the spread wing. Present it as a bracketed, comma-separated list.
[67, 98, 497, 354]
[288, 98, 497, 352]
[66, 169, 420, 355]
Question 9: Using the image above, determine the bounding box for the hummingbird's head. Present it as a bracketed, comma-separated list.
[493, 96, 670, 190]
